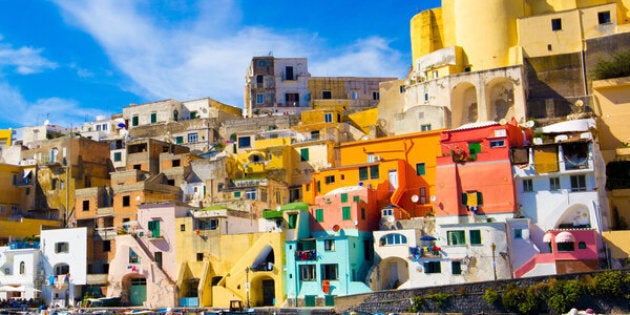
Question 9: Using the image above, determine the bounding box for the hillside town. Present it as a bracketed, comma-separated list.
[0, 0, 629, 311]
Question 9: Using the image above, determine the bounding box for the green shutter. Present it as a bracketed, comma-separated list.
[300, 148, 309, 161]
[416, 163, 426, 175]
[342, 206, 351, 220]
[477, 191, 483, 205]
[341, 193, 348, 203]
[470, 230, 481, 245]
[369, 165, 379, 179]
[316, 209, 324, 222]
[234, 191, 241, 198]
[461, 193, 467, 206]
[288, 214, 298, 229]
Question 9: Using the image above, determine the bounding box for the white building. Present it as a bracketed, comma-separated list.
[0, 241, 42, 301]
[40, 227, 87, 308]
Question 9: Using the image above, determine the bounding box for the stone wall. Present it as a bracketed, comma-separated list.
[334, 270, 630, 315]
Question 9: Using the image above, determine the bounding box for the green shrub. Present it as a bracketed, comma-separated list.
[483, 288, 500, 304]
[591, 51, 630, 80]
[593, 270, 624, 297]
[425, 292, 454, 308]
[502, 284, 525, 312]
[547, 293, 570, 314]
[409, 295, 424, 312]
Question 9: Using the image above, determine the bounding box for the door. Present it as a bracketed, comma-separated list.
[262, 280, 275, 306]
[129, 278, 147, 306]
[388, 170, 398, 191]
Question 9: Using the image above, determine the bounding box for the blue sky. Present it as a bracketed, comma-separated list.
[0, 0, 440, 129]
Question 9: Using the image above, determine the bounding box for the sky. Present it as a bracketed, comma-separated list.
[0, 0, 441, 129]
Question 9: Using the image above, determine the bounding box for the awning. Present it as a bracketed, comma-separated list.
[542, 232, 553, 243]
[555, 231, 576, 243]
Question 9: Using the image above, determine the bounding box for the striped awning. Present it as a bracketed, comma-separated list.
[542, 232, 553, 243]
[555, 231, 576, 243]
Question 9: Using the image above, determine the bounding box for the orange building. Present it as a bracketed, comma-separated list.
[304, 130, 442, 217]
[433, 121, 529, 218]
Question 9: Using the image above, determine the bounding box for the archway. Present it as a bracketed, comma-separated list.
[486, 78, 516, 122]
[556, 204, 591, 229]
[375, 257, 409, 290]
[122, 274, 147, 306]
[250, 275, 275, 306]
[450, 82, 478, 127]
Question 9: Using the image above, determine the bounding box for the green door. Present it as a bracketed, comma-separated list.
[129, 278, 147, 306]
[262, 280, 275, 306]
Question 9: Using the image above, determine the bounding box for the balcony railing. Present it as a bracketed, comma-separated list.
[295, 250, 317, 261]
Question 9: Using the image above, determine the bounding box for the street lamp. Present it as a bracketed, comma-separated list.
[245, 267, 250, 309]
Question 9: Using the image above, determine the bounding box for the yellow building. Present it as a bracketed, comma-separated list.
[175, 207, 285, 307]
[0, 129, 12, 146]
[382, 0, 630, 135]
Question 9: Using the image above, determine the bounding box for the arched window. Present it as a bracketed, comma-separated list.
[19, 261, 25, 274]
[173, 110, 179, 121]
[379, 233, 407, 246]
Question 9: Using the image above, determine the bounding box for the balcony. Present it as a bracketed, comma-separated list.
[295, 250, 317, 261]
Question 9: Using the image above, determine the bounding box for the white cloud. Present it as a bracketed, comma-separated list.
[0, 42, 58, 75]
[0, 82, 107, 128]
[52, 0, 407, 108]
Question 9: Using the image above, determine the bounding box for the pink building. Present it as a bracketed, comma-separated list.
[309, 186, 379, 233]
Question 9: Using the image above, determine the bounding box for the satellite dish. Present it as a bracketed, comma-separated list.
[575, 100, 584, 107]
[499, 119, 507, 125]
[411, 195, 419, 203]
[332, 225, 341, 232]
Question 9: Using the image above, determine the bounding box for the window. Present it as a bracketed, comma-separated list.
[315, 209, 324, 222]
[172, 159, 181, 167]
[324, 113, 333, 123]
[19, 261, 25, 275]
[197, 253, 204, 261]
[234, 191, 241, 198]
[420, 187, 427, 204]
[424, 93, 429, 101]
[129, 249, 139, 264]
[82, 200, 89, 211]
[341, 193, 348, 203]
[103, 240, 111, 252]
[421, 124, 431, 131]
[359, 167, 368, 180]
[175, 136, 183, 144]
[285, 66, 294, 80]
[190, 111, 197, 119]
[322, 91, 332, 99]
[132, 115, 139, 126]
[452, 261, 462, 275]
[321, 264, 338, 280]
[55, 264, 70, 275]
[557, 242, 575, 252]
[424, 261, 441, 274]
[325, 175, 335, 185]
[324, 240, 335, 251]
[578, 241, 587, 249]
[114, 152, 122, 162]
[52, 178, 58, 190]
[369, 165, 379, 179]
[570, 175, 587, 192]
[122, 195, 130, 207]
[300, 265, 316, 281]
[523, 179, 533, 192]
[416, 163, 426, 175]
[148, 220, 161, 238]
[598, 11, 611, 24]
[514, 229, 523, 239]
[245, 189, 257, 200]
[188, 133, 198, 143]
[55, 242, 69, 253]
[238, 136, 251, 148]
[489, 140, 505, 148]
[342, 206, 351, 220]
[549, 177, 561, 191]
[255, 75, 263, 84]
[552, 18, 562, 31]
[447, 230, 466, 246]
[150, 112, 157, 124]
[300, 148, 309, 161]
[373, 91, 380, 100]
[257, 60, 266, 66]
[256, 94, 264, 104]
[310, 131, 319, 140]
[155, 252, 163, 269]
[288, 214, 298, 229]
[361, 208, 366, 219]
[380, 233, 408, 246]
[469, 230, 482, 245]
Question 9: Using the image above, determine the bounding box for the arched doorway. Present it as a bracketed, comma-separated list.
[123, 274, 147, 306]
[486, 78, 516, 122]
[450, 82, 478, 127]
[250, 276, 275, 306]
[376, 257, 409, 290]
